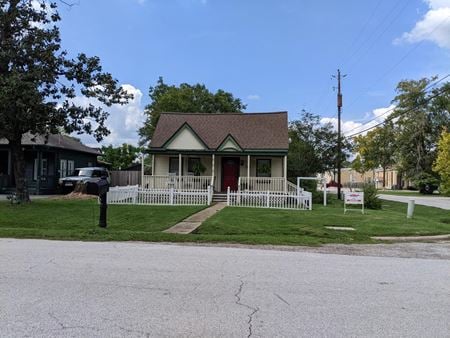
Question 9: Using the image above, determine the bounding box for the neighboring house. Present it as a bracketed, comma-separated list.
[0, 133, 100, 195]
[324, 167, 412, 189]
[147, 112, 290, 193]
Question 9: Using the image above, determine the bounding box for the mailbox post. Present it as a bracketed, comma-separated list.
[98, 176, 110, 228]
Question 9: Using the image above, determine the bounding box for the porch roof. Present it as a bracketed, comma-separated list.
[149, 112, 289, 152]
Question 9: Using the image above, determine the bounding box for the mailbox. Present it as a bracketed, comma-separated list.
[98, 176, 109, 228]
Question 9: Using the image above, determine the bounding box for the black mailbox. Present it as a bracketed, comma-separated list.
[98, 176, 109, 228]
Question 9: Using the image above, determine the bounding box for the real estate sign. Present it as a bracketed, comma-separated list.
[344, 192, 364, 214]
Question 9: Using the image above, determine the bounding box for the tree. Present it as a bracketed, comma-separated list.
[391, 78, 449, 180]
[0, 1, 131, 201]
[433, 130, 450, 195]
[352, 122, 397, 188]
[139, 77, 246, 144]
[101, 144, 142, 170]
[288, 111, 352, 180]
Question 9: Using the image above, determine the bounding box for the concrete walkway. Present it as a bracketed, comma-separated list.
[379, 194, 450, 210]
[164, 202, 227, 234]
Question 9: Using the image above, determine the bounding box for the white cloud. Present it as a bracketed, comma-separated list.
[320, 104, 396, 137]
[247, 94, 260, 100]
[70, 84, 145, 147]
[395, 0, 450, 49]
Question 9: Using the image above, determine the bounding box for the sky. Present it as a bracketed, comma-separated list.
[55, 0, 450, 147]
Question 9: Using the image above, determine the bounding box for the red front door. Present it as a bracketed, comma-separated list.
[222, 157, 239, 191]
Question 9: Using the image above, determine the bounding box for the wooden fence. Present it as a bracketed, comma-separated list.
[110, 171, 141, 187]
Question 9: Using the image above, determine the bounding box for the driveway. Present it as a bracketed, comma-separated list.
[379, 194, 450, 210]
[1, 239, 450, 337]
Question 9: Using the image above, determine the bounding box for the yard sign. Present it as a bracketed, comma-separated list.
[344, 192, 364, 214]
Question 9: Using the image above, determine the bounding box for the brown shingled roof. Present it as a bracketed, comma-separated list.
[0, 133, 100, 155]
[150, 112, 288, 150]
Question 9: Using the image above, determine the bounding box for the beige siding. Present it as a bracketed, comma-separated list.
[153, 154, 286, 190]
[165, 127, 206, 150]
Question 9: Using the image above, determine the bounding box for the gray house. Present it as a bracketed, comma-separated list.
[0, 134, 100, 195]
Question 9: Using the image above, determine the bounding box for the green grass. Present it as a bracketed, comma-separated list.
[0, 199, 204, 242]
[0, 198, 449, 246]
[194, 199, 450, 245]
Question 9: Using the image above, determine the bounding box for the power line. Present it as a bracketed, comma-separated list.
[345, 15, 450, 110]
[344, 85, 449, 139]
[343, 74, 450, 136]
[342, 0, 407, 71]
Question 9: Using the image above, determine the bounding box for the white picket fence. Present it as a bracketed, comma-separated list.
[107, 185, 212, 206]
[227, 187, 312, 210]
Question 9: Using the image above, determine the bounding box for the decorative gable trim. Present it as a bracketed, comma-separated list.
[162, 122, 209, 150]
[217, 134, 243, 152]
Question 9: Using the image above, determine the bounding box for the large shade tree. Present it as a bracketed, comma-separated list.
[0, 0, 131, 201]
[288, 111, 352, 180]
[392, 78, 450, 180]
[139, 77, 246, 144]
[352, 122, 397, 188]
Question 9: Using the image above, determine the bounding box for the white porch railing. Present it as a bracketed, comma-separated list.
[227, 187, 312, 210]
[107, 185, 212, 206]
[142, 175, 211, 190]
[239, 177, 286, 192]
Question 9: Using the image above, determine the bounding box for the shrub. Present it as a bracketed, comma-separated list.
[299, 179, 323, 204]
[413, 173, 439, 195]
[363, 183, 382, 209]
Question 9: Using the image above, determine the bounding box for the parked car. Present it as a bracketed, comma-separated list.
[58, 167, 110, 194]
[326, 180, 342, 188]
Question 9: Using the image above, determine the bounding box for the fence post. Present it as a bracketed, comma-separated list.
[170, 187, 174, 205]
[207, 185, 212, 205]
[227, 186, 230, 206]
[266, 190, 270, 208]
[309, 193, 312, 210]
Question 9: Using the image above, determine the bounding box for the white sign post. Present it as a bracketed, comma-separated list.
[344, 192, 364, 214]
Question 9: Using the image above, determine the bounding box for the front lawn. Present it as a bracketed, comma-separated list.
[0, 198, 204, 241]
[194, 200, 450, 245]
[0, 198, 449, 246]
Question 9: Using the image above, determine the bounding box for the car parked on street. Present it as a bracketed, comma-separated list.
[58, 167, 110, 194]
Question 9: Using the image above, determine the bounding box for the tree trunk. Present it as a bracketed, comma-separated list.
[10, 139, 30, 202]
[382, 167, 386, 189]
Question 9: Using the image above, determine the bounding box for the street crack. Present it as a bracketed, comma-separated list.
[234, 280, 259, 338]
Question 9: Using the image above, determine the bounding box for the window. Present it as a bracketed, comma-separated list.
[34, 158, 48, 181]
[169, 157, 181, 175]
[67, 160, 75, 176]
[256, 159, 271, 177]
[188, 158, 201, 175]
[60, 159, 67, 178]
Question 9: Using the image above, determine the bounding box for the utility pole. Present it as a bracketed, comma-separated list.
[333, 69, 345, 200]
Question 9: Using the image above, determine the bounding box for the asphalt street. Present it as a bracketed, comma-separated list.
[378, 194, 450, 210]
[1, 239, 450, 337]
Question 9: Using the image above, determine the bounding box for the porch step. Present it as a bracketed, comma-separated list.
[212, 193, 227, 203]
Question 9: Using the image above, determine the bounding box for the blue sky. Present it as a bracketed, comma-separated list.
[57, 0, 450, 146]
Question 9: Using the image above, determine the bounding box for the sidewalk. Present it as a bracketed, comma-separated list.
[164, 202, 227, 234]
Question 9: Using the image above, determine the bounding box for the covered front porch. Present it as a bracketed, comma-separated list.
[144, 153, 290, 193]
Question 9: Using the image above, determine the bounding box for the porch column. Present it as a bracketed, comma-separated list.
[247, 155, 250, 190]
[211, 154, 215, 187]
[178, 153, 182, 189]
[151, 154, 155, 175]
[36, 150, 42, 195]
[284, 155, 287, 193]
[141, 154, 145, 188]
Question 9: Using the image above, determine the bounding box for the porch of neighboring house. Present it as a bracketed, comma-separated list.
[142, 153, 296, 194]
[0, 149, 58, 195]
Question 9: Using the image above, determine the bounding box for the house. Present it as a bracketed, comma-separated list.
[324, 167, 412, 190]
[146, 112, 290, 194]
[0, 133, 100, 195]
